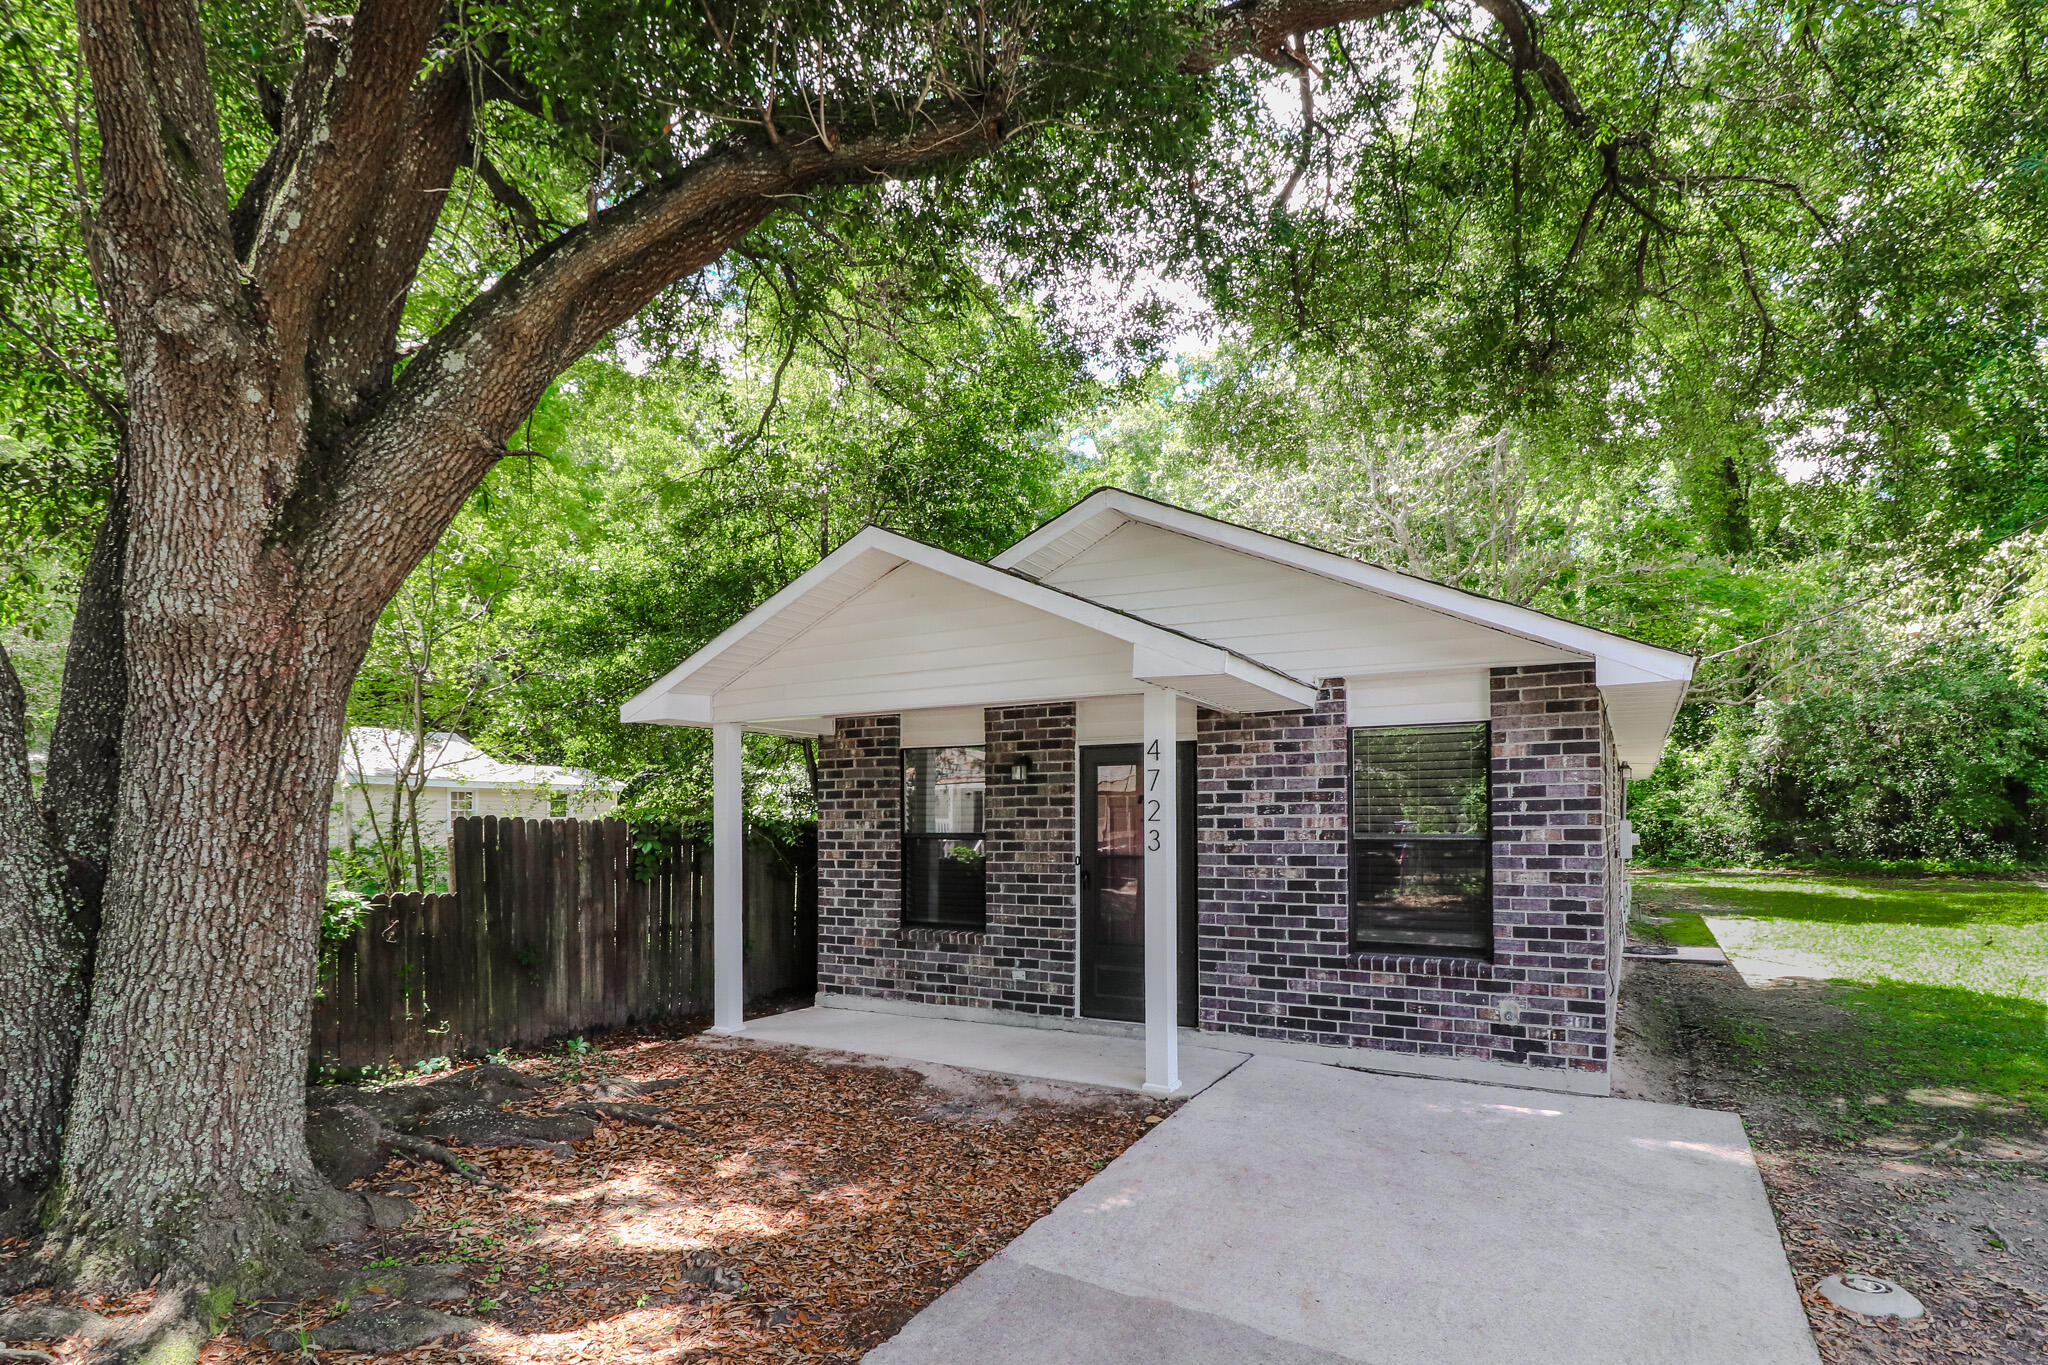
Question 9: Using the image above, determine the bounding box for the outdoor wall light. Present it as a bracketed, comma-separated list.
[1008, 755, 1034, 783]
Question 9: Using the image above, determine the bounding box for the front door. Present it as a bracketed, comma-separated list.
[1078, 743, 1196, 1024]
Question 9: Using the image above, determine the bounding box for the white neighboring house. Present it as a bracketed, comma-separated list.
[331, 727, 621, 855]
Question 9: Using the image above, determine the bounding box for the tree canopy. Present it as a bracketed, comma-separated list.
[0, 0, 2042, 1320]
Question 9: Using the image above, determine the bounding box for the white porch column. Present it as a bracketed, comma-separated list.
[1141, 686, 1182, 1096]
[710, 721, 745, 1034]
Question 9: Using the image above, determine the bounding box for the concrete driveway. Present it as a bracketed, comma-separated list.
[869, 1056, 1820, 1365]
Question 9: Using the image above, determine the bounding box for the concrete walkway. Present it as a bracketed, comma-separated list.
[868, 1056, 1820, 1365]
[737, 1005, 1251, 1095]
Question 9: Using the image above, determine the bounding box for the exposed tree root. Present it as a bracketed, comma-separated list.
[0, 1349, 56, 1362]
[75, 1284, 201, 1365]
[385, 1134, 506, 1189]
[557, 1101, 693, 1133]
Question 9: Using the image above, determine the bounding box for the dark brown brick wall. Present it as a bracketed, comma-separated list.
[1196, 664, 1614, 1077]
[814, 667, 1615, 1077]
[1194, 684, 1352, 1034]
[815, 705, 1076, 1014]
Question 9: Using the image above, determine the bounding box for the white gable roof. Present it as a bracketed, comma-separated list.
[622, 490, 1694, 769]
[620, 526, 1319, 734]
[993, 489, 1695, 768]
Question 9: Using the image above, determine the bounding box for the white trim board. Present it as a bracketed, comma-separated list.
[1346, 669, 1489, 726]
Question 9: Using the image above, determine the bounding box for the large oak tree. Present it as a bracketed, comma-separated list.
[0, 0, 1706, 1317]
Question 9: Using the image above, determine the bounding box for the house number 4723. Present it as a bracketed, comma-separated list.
[1144, 739, 1163, 851]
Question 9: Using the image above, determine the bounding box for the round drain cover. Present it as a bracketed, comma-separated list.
[1817, 1274, 1925, 1319]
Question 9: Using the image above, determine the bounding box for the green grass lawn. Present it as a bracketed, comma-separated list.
[1633, 870, 2048, 1130]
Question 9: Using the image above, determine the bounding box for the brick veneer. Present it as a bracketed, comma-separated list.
[1196, 664, 1614, 1076]
[813, 666, 1615, 1077]
[1194, 683, 1352, 1034]
[815, 705, 1077, 1014]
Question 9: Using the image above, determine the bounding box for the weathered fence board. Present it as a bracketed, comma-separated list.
[312, 817, 814, 1070]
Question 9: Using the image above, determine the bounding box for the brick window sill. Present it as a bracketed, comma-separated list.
[1346, 950, 1496, 977]
[898, 925, 987, 947]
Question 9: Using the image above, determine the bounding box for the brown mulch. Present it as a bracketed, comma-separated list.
[1617, 963, 2048, 1365]
[5, 1034, 1165, 1364]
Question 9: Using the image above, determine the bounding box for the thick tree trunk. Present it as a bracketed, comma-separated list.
[0, 488, 124, 1215]
[0, 651, 85, 1209]
[42, 484, 130, 962]
[44, 561, 376, 1286]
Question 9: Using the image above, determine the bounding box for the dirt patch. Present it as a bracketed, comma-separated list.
[1617, 962, 2048, 1364]
[2, 1030, 1165, 1365]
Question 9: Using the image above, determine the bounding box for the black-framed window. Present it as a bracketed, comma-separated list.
[1351, 722, 1492, 957]
[902, 746, 987, 929]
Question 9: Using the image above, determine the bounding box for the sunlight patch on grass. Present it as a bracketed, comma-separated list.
[1634, 870, 2048, 1126]
[1637, 871, 2048, 1002]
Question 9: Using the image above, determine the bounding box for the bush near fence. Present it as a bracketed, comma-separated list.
[312, 815, 815, 1071]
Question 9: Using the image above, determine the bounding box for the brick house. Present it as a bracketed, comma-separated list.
[624, 489, 1693, 1096]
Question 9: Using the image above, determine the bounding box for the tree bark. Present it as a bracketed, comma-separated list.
[0, 481, 126, 1212]
[44, 558, 379, 1285]
[43, 477, 130, 966]
[0, 647, 85, 1207]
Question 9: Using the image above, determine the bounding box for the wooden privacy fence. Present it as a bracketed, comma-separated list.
[313, 815, 815, 1070]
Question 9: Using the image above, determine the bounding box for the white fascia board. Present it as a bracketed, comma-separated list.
[1596, 655, 1686, 687]
[1130, 638, 1229, 680]
[1133, 643, 1319, 713]
[998, 490, 1697, 686]
[741, 717, 837, 738]
[1211, 653, 1320, 708]
[619, 529, 906, 722]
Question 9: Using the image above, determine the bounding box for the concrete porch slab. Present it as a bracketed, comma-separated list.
[730, 1005, 1250, 1096]
[870, 1056, 1819, 1365]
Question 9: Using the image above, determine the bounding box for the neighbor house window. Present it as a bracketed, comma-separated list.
[1351, 722, 1492, 956]
[548, 792, 570, 817]
[449, 789, 475, 818]
[902, 746, 987, 929]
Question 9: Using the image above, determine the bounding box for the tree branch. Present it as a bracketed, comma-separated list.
[73, 0, 242, 339]
[1183, 0, 1423, 75]
[304, 63, 472, 428]
[246, 1, 447, 368]
[296, 0, 1652, 606]
[467, 143, 551, 243]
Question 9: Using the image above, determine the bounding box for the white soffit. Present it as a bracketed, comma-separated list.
[1603, 679, 1691, 771]
[1347, 670, 1489, 727]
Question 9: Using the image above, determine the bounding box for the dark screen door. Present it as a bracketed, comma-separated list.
[1079, 743, 1196, 1024]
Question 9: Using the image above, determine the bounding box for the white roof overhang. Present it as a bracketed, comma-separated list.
[620, 526, 1318, 735]
[994, 489, 1697, 770]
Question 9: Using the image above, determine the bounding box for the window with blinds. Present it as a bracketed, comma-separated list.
[902, 746, 987, 929]
[1351, 722, 1492, 956]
